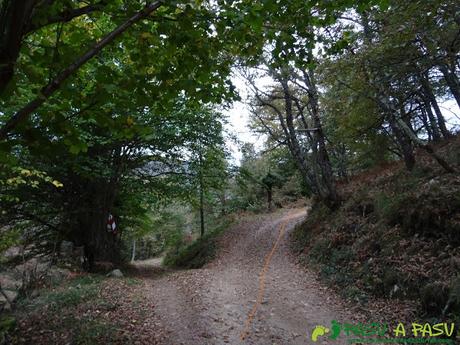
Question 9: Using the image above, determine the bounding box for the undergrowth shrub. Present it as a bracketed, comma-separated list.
[163, 234, 217, 269]
[291, 202, 330, 253]
[0, 315, 16, 345]
[163, 217, 232, 269]
[446, 276, 460, 323]
[330, 246, 355, 265]
[373, 192, 408, 225]
[19, 274, 103, 311]
[309, 238, 331, 264]
[13, 273, 120, 345]
[73, 317, 116, 345]
[420, 282, 449, 316]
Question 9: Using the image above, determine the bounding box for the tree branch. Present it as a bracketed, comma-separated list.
[0, 1, 164, 141]
[26, 2, 108, 34]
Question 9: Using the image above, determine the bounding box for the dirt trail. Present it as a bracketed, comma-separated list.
[139, 208, 353, 345]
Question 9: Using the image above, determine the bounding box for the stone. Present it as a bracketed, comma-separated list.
[0, 274, 21, 291]
[107, 269, 124, 278]
[3, 290, 18, 303]
[450, 257, 460, 270]
[47, 267, 71, 284]
[0, 290, 19, 311]
[60, 241, 74, 257]
[2, 246, 21, 260]
[15, 258, 48, 277]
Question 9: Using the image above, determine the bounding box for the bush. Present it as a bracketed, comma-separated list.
[73, 318, 116, 345]
[447, 276, 460, 316]
[290, 222, 313, 254]
[163, 215, 232, 269]
[290, 202, 330, 253]
[373, 192, 407, 225]
[330, 246, 355, 265]
[163, 234, 217, 269]
[309, 238, 332, 264]
[20, 274, 103, 311]
[0, 316, 16, 344]
[420, 282, 449, 316]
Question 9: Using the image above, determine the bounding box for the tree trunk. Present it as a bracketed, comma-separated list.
[267, 187, 272, 211]
[0, 0, 36, 94]
[424, 104, 441, 141]
[78, 197, 119, 270]
[276, 78, 317, 196]
[199, 192, 205, 237]
[272, 70, 339, 209]
[420, 73, 450, 139]
[335, 144, 349, 180]
[199, 152, 205, 238]
[395, 116, 456, 173]
[388, 116, 416, 170]
[219, 191, 226, 215]
[439, 63, 460, 109]
[420, 108, 434, 142]
[431, 99, 451, 140]
[68, 148, 124, 270]
[303, 65, 340, 208]
[131, 239, 136, 262]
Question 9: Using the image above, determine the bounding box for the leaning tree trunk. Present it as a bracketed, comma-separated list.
[439, 63, 460, 109]
[276, 78, 319, 197]
[394, 116, 456, 173]
[275, 71, 339, 209]
[131, 240, 136, 262]
[388, 116, 416, 171]
[267, 186, 272, 211]
[198, 151, 205, 237]
[431, 98, 451, 140]
[303, 64, 340, 208]
[312, 108, 339, 205]
[420, 108, 434, 142]
[423, 104, 441, 141]
[420, 72, 450, 139]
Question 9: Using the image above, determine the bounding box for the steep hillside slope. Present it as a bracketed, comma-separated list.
[292, 136, 460, 324]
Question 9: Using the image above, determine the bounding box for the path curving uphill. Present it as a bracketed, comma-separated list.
[143, 208, 352, 345]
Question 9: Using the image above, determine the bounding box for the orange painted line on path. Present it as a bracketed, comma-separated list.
[240, 210, 302, 341]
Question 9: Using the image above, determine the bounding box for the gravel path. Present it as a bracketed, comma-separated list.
[139, 208, 354, 345]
